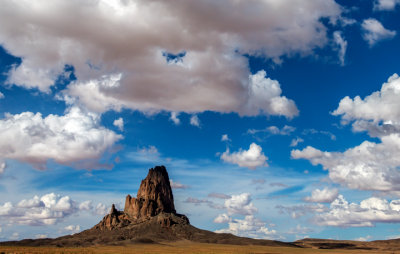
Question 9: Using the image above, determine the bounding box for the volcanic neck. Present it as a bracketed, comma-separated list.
[95, 165, 188, 230]
[124, 165, 176, 219]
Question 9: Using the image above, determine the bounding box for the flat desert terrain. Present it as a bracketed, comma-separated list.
[1, 241, 399, 254]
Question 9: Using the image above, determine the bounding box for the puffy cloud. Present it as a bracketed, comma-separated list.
[214, 213, 230, 224]
[64, 224, 81, 233]
[113, 117, 124, 131]
[333, 31, 347, 66]
[243, 71, 299, 118]
[61, 74, 125, 113]
[333, 74, 400, 127]
[291, 140, 400, 192]
[0, 193, 91, 226]
[214, 193, 279, 239]
[188, 193, 257, 215]
[215, 215, 279, 240]
[225, 193, 257, 216]
[78, 200, 93, 211]
[17, 195, 44, 208]
[374, 0, 400, 10]
[293, 74, 400, 193]
[0, 107, 121, 170]
[95, 203, 108, 216]
[0, 92, 4, 99]
[361, 18, 396, 46]
[221, 143, 268, 169]
[0, 202, 13, 216]
[304, 188, 339, 203]
[0, 0, 342, 117]
[314, 195, 400, 227]
[170, 179, 189, 189]
[190, 115, 200, 127]
[169, 112, 180, 125]
[290, 137, 304, 147]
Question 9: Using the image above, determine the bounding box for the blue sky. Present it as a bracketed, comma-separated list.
[1, 0, 400, 242]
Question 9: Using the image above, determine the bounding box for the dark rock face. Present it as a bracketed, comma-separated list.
[95, 165, 181, 231]
[95, 204, 130, 230]
[124, 165, 176, 219]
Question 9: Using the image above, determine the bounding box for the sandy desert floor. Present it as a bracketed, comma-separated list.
[1, 241, 400, 254]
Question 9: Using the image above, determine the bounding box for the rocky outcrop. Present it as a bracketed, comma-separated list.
[124, 165, 176, 219]
[95, 204, 130, 230]
[0, 165, 295, 248]
[95, 165, 180, 231]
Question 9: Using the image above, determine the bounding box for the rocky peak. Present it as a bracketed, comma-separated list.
[110, 204, 117, 214]
[95, 203, 129, 230]
[124, 165, 176, 219]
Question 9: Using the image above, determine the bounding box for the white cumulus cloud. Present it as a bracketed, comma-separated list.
[64, 224, 81, 233]
[0, 107, 122, 170]
[214, 213, 230, 224]
[225, 193, 258, 216]
[78, 200, 93, 211]
[304, 188, 339, 203]
[314, 195, 400, 227]
[293, 74, 400, 193]
[333, 74, 400, 127]
[113, 117, 124, 131]
[215, 215, 279, 240]
[361, 18, 396, 46]
[0, 193, 92, 226]
[0, 0, 343, 117]
[221, 143, 268, 169]
[374, 0, 400, 10]
[95, 203, 108, 216]
[214, 193, 280, 239]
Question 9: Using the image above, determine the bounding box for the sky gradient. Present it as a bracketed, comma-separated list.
[1, 0, 400, 242]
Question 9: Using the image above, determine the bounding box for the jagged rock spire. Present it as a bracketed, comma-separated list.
[124, 165, 176, 219]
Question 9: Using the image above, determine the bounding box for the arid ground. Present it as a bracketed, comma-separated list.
[1, 241, 400, 254]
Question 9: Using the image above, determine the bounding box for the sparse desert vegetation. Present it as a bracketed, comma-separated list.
[1, 242, 400, 254]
